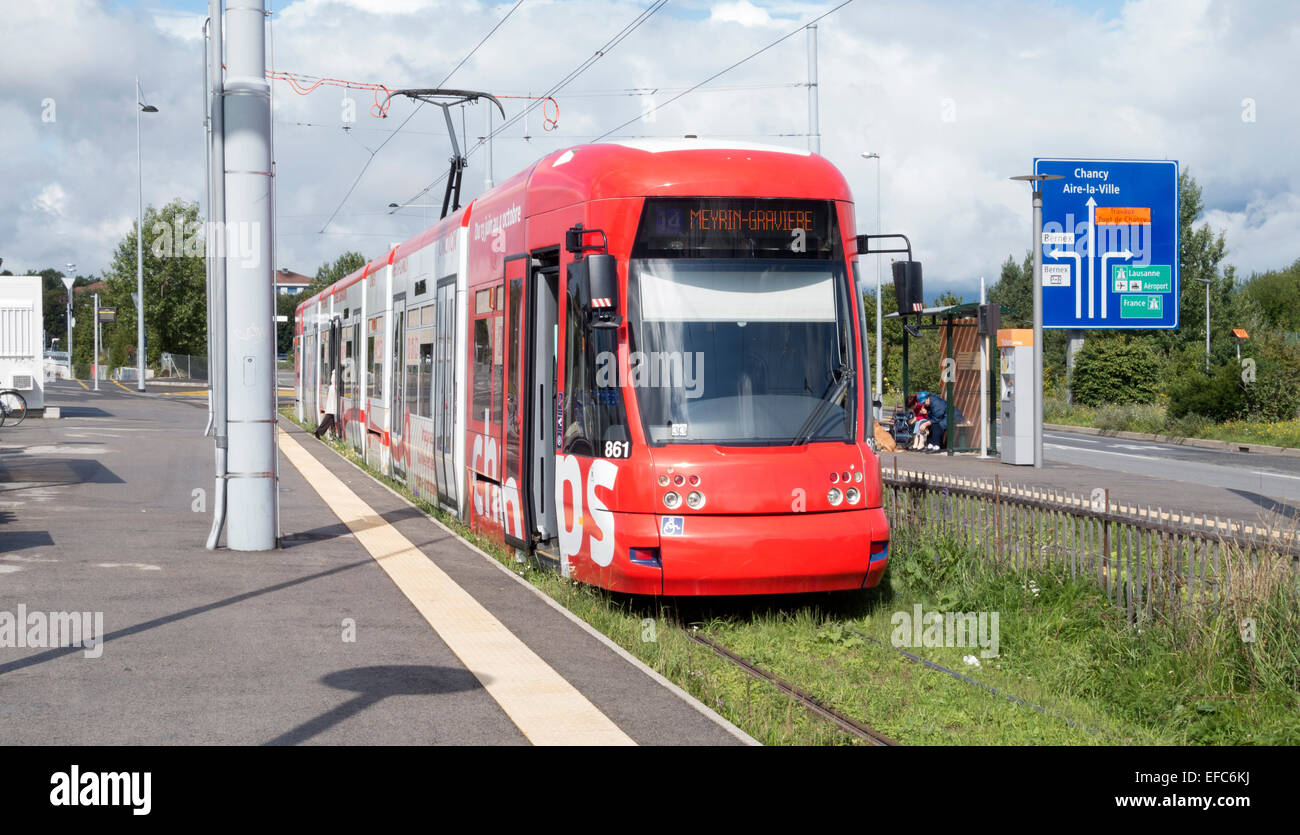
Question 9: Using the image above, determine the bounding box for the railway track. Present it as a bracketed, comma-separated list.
[684, 630, 898, 747]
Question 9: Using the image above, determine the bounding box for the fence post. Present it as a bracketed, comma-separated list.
[994, 473, 1002, 566]
[1102, 487, 1111, 600]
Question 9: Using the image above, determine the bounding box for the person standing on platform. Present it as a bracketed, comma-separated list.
[314, 375, 340, 440]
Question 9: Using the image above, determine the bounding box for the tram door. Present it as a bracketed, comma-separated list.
[528, 257, 560, 541]
[433, 277, 457, 508]
[502, 256, 529, 547]
[390, 292, 407, 480]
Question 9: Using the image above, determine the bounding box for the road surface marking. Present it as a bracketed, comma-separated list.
[1044, 443, 1158, 461]
[1254, 470, 1300, 482]
[72, 379, 89, 391]
[277, 427, 634, 746]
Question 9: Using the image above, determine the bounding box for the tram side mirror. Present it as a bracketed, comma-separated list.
[586, 253, 621, 330]
[891, 261, 924, 315]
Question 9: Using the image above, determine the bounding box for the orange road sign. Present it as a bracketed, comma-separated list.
[1094, 206, 1151, 224]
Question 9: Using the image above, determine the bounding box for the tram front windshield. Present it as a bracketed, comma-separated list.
[625, 197, 857, 447]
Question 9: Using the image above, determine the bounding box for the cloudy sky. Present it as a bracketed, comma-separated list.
[2, 0, 1297, 300]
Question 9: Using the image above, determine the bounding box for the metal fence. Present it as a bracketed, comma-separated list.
[159, 353, 208, 380]
[883, 466, 1300, 625]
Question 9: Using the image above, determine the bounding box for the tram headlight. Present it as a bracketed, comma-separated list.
[663, 491, 682, 509]
[657, 474, 670, 486]
[827, 488, 842, 506]
[686, 491, 705, 509]
[846, 488, 860, 505]
[854, 471, 863, 483]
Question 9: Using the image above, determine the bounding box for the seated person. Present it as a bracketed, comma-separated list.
[903, 394, 930, 450]
[917, 390, 949, 450]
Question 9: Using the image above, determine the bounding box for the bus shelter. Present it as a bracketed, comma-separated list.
[884, 302, 996, 455]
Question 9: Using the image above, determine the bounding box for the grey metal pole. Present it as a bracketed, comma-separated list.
[202, 15, 216, 437]
[222, 0, 276, 551]
[806, 25, 819, 154]
[136, 77, 147, 391]
[979, 275, 988, 458]
[93, 292, 100, 392]
[1032, 188, 1044, 469]
[874, 156, 881, 405]
[206, 0, 230, 550]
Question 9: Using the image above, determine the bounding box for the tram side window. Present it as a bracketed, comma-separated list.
[563, 281, 627, 456]
[417, 342, 434, 418]
[472, 317, 493, 422]
[369, 315, 384, 396]
[506, 278, 522, 470]
[406, 329, 422, 419]
[343, 336, 354, 398]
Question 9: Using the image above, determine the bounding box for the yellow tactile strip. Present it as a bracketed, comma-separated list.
[278, 428, 635, 746]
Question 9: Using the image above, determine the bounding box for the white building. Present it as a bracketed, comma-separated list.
[0, 275, 45, 411]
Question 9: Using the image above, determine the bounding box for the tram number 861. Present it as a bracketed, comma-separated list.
[603, 441, 632, 459]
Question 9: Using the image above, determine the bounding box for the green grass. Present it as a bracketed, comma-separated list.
[1044, 397, 1300, 449]
[282, 407, 1300, 745]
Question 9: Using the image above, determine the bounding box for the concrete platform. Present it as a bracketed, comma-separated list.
[0, 381, 750, 746]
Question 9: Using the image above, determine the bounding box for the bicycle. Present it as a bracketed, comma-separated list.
[0, 389, 27, 427]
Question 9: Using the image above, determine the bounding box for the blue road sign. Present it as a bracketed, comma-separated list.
[1034, 158, 1179, 329]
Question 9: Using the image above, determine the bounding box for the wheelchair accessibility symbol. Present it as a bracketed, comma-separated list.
[660, 516, 684, 536]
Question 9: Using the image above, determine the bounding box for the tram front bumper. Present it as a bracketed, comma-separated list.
[655, 506, 889, 596]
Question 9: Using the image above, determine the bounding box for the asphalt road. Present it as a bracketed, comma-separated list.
[1043, 429, 1299, 505]
[890, 427, 1299, 525]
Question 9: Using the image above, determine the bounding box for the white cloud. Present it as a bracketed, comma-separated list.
[0, 0, 1297, 302]
[710, 1, 778, 27]
[32, 183, 67, 216]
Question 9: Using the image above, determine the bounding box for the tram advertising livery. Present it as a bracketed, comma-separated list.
[297, 140, 890, 595]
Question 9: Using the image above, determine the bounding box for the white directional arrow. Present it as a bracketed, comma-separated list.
[1086, 197, 1097, 319]
[1100, 249, 1134, 319]
[1048, 249, 1083, 318]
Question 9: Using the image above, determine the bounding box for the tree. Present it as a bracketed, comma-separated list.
[309, 251, 366, 295]
[988, 251, 1033, 328]
[99, 199, 209, 368]
[1150, 170, 1240, 366]
[1240, 258, 1300, 334]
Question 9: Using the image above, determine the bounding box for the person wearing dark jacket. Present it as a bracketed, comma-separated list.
[917, 390, 948, 451]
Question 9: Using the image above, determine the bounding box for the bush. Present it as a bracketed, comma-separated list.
[1166, 362, 1246, 421]
[1070, 337, 1162, 406]
[1241, 333, 1300, 422]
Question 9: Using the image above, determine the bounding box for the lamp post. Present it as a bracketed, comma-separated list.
[62, 263, 75, 377]
[1010, 172, 1063, 469]
[137, 77, 159, 392]
[861, 152, 881, 416]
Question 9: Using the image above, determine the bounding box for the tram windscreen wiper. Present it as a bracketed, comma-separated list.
[790, 365, 851, 446]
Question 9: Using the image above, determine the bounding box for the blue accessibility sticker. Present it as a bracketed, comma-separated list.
[660, 516, 685, 536]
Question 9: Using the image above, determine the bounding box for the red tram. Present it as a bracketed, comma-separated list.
[296, 139, 890, 595]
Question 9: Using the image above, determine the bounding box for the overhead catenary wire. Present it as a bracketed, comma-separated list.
[394, 0, 668, 209]
[593, 0, 855, 141]
[316, 0, 526, 232]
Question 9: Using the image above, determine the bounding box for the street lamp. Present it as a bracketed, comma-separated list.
[137, 77, 159, 392]
[1009, 172, 1064, 469]
[63, 263, 75, 376]
[387, 201, 437, 213]
[861, 152, 881, 415]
